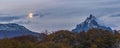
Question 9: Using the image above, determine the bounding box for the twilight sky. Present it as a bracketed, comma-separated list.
[0, 0, 120, 33]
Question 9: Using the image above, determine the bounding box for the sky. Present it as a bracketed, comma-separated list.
[0, 0, 120, 33]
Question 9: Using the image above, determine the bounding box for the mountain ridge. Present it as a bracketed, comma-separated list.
[0, 23, 42, 39]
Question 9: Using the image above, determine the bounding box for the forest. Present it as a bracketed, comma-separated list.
[0, 28, 120, 48]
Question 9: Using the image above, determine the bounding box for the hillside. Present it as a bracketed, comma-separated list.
[0, 29, 120, 48]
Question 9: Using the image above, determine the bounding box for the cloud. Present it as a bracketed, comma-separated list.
[14, 20, 31, 24]
[99, 13, 120, 30]
[0, 11, 45, 24]
[33, 12, 44, 17]
[1, 0, 120, 32]
[0, 16, 22, 22]
[110, 13, 120, 17]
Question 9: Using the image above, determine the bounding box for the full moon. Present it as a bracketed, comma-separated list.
[28, 12, 33, 19]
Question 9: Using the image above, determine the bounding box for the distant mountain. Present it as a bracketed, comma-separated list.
[72, 14, 112, 32]
[0, 23, 42, 39]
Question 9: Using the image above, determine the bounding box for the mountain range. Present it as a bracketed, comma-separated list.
[72, 14, 112, 32]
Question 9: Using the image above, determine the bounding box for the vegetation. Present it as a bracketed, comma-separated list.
[0, 28, 120, 48]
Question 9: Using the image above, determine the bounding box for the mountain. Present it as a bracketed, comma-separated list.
[0, 23, 42, 39]
[72, 14, 112, 32]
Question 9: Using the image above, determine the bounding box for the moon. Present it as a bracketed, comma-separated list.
[28, 12, 33, 19]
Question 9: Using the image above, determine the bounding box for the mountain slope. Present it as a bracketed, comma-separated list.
[72, 14, 112, 32]
[0, 23, 41, 39]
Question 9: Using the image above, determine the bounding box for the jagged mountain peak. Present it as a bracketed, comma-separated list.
[72, 14, 112, 32]
[84, 14, 98, 25]
[86, 14, 96, 21]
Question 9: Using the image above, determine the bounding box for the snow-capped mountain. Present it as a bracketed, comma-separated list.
[72, 14, 112, 32]
[0, 23, 42, 39]
[0, 23, 30, 31]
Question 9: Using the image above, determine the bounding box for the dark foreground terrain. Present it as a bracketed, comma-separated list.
[0, 28, 120, 48]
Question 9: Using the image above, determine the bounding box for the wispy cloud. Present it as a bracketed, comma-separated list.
[0, 16, 21, 22]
